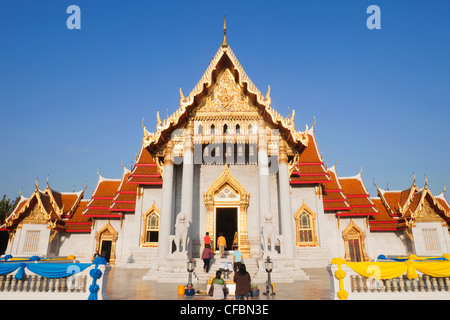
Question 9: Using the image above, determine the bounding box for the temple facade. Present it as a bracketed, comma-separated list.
[2, 21, 450, 283]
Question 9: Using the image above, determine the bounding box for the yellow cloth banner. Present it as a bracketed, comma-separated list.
[331, 255, 450, 300]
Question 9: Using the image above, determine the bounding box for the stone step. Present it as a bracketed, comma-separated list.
[295, 247, 331, 268]
[124, 247, 158, 268]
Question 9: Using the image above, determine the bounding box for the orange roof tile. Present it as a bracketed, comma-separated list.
[369, 198, 401, 231]
[64, 200, 92, 233]
[128, 143, 163, 186]
[322, 166, 350, 212]
[83, 174, 121, 218]
[110, 167, 137, 213]
[290, 132, 330, 185]
[338, 173, 378, 217]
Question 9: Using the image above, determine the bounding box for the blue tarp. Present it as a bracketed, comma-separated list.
[0, 262, 92, 279]
[0, 256, 106, 300]
[377, 254, 448, 261]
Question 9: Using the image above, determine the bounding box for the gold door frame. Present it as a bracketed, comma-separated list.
[203, 166, 251, 257]
[94, 221, 118, 265]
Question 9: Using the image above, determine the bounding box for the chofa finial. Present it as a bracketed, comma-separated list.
[222, 15, 228, 48]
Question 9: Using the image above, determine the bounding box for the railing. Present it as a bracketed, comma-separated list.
[329, 255, 450, 300]
[0, 256, 110, 300]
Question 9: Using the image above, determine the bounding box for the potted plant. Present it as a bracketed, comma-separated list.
[250, 284, 259, 297]
[185, 284, 195, 296]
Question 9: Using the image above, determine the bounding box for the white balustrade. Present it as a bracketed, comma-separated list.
[328, 264, 450, 300]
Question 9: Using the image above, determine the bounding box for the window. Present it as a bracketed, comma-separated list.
[294, 202, 318, 246]
[141, 202, 160, 247]
[298, 212, 313, 244]
[197, 124, 203, 135]
[423, 228, 441, 252]
[223, 124, 228, 135]
[342, 220, 369, 262]
[215, 186, 238, 201]
[23, 230, 40, 253]
[348, 239, 362, 262]
[211, 124, 215, 135]
[146, 211, 159, 243]
[236, 124, 240, 134]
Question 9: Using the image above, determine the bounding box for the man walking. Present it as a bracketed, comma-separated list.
[217, 233, 227, 258]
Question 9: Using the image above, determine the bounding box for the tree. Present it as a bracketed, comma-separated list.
[0, 195, 20, 255]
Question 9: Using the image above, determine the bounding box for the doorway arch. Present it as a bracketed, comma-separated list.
[203, 165, 250, 256]
[94, 221, 118, 265]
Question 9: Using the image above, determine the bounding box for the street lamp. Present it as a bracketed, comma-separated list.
[263, 255, 275, 295]
[186, 257, 196, 287]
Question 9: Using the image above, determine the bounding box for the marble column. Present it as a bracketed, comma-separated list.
[257, 120, 271, 250]
[181, 122, 194, 252]
[278, 138, 295, 258]
[157, 140, 174, 258]
[181, 122, 194, 221]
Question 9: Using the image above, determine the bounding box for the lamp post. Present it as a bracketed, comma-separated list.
[263, 255, 275, 295]
[186, 257, 196, 287]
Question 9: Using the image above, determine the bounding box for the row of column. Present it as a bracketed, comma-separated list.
[157, 120, 295, 259]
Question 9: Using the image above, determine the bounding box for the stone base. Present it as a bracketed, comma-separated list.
[143, 252, 309, 284]
[143, 253, 197, 284]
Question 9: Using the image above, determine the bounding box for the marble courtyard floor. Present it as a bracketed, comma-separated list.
[106, 267, 334, 300]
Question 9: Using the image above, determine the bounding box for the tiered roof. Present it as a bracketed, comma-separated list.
[142, 19, 310, 155]
[322, 165, 350, 212]
[127, 142, 163, 186]
[338, 171, 378, 217]
[290, 129, 330, 185]
[369, 178, 450, 231]
[83, 173, 121, 218]
[110, 166, 137, 213]
[63, 199, 92, 233]
[1, 181, 89, 233]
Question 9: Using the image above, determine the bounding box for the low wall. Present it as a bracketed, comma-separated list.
[0, 258, 110, 300]
[328, 256, 450, 300]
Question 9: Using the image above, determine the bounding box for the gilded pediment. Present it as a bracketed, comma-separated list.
[193, 69, 258, 116]
[413, 199, 443, 223]
[22, 205, 48, 224]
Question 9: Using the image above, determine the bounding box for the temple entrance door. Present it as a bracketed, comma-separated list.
[215, 207, 238, 251]
[100, 240, 112, 262]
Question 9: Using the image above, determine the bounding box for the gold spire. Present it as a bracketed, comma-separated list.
[222, 15, 228, 48]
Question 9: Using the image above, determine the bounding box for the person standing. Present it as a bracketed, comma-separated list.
[233, 264, 251, 300]
[217, 233, 227, 258]
[233, 249, 243, 273]
[204, 232, 211, 248]
[201, 245, 213, 273]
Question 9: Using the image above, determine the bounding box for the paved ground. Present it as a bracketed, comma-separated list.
[106, 267, 334, 300]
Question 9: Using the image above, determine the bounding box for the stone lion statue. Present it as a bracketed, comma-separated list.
[262, 214, 277, 253]
[174, 212, 189, 252]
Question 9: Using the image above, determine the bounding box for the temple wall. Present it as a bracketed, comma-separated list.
[58, 232, 93, 262]
[115, 187, 162, 266]
[192, 164, 278, 257]
[411, 222, 450, 256]
[8, 224, 51, 257]
[366, 230, 411, 258]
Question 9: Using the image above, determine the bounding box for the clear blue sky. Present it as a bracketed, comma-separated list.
[0, 0, 449, 200]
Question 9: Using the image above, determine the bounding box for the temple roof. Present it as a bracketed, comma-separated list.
[63, 199, 92, 233]
[142, 23, 310, 154]
[369, 178, 450, 231]
[322, 165, 350, 212]
[338, 170, 378, 217]
[1, 182, 87, 231]
[83, 172, 121, 218]
[110, 166, 137, 213]
[290, 127, 330, 185]
[127, 140, 163, 186]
